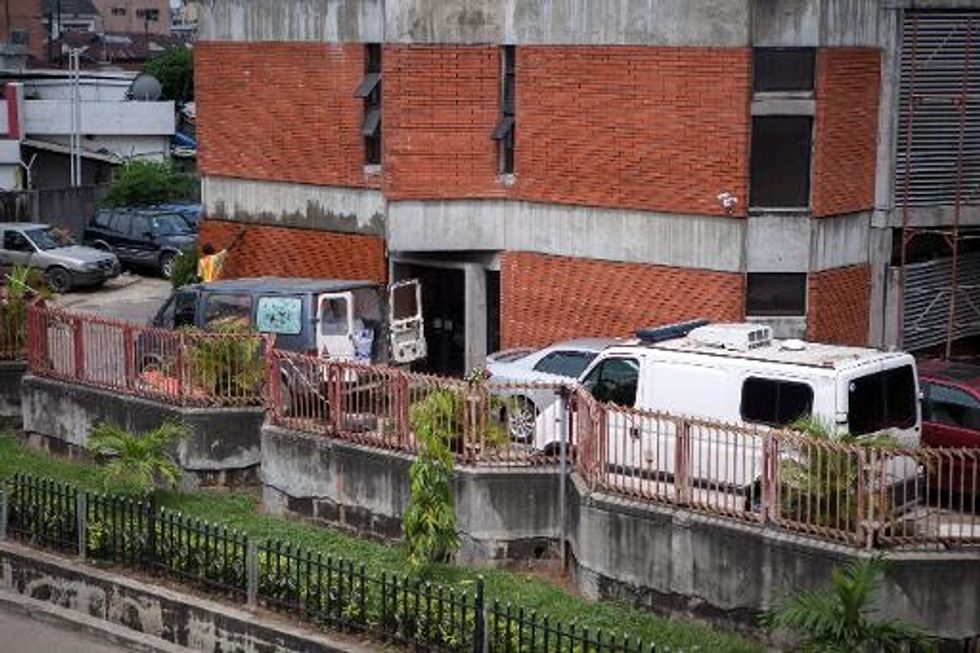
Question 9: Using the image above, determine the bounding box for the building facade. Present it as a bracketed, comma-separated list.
[90, 0, 172, 35]
[194, 0, 980, 376]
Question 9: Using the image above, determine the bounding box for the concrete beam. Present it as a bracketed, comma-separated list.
[202, 175, 386, 237]
[751, 0, 882, 47]
[199, 0, 384, 43]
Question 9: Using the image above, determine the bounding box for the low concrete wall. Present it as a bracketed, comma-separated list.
[262, 425, 561, 562]
[21, 375, 264, 489]
[0, 541, 363, 653]
[0, 360, 25, 429]
[566, 475, 980, 642]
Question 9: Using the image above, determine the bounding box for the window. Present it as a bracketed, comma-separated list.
[24, 228, 60, 251]
[92, 209, 114, 228]
[256, 296, 303, 335]
[129, 215, 151, 239]
[753, 48, 815, 93]
[740, 377, 813, 427]
[174, 292, 197, 327]
[320, 297, 350, 336]
[111, 7, 126, 16]
[534, 351, 598, 379]
[136, 8, 159, 20]
[203, 294, 252, 329]
[2, 231, 33, 253]
[750, 115, 812, 208]
[354, 43, 382, 166]
[848, 365, 917, 436]
[492, 45, 516, 174]
[746, 273, 806, 316]
[923, 382, 980, 430]
[151, 214, 192, 236]
[581, 357, 639, 407]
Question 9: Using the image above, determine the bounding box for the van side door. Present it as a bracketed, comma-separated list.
[389, 279, 427, 364]
[315, 292, 356, 361]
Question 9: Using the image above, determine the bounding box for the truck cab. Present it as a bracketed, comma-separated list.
[152, 277, 427, 366]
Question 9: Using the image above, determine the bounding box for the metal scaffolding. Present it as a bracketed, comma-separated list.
[896, 11, 980, 357]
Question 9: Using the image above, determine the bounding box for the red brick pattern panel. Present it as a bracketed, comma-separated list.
[197, 219, 386, 283]
[383, 45, 505, 200]
[807, 265, 871, 346]
[811, 48, 881, 217]
[500, 252, 744, 348]
[196, 43, 378, 189]
[515, 47, 752, 216]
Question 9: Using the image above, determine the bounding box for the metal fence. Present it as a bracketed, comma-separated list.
[0, 474, 691, 653]
[26, 303, 269, 407]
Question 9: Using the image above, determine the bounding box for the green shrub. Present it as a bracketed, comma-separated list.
[86, 420, 187, 494]
[103, 159, 196, 208]
[2, 265, 47, 355]
[185, 324, 265, 401]
[143, 47, 193, 103]
[170, 246, 199, 289]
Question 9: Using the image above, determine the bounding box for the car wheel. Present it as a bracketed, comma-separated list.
[505, 397, 538, 444]
[45, 267, 72, 294]
[159, 252, 176, 279]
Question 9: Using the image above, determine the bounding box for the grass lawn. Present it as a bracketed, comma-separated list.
[0, 433, 763, 652]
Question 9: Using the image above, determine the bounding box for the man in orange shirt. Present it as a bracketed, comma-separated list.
[197, 228, 245, 282]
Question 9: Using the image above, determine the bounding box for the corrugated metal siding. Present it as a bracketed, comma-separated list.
[902, 251, 980, 351]
[895, 11, 980, 207]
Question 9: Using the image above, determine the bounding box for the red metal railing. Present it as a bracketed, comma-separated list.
[26, 304, 269, 407]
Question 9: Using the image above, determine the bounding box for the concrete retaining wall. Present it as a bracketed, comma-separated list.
[21, 375, 264, 489]
[0, 541, 361, 653]
[0, 361, 25, 429]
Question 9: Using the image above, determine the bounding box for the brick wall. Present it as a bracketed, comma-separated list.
[500, 252, 744, 348]
[383, 45, 505, 200]
[811, 48, 881, 218]
[198, 219, 386, 283]
[515, 47, 751, 216]
[807, 265, 871, 346]
[196, 43, 378, 189]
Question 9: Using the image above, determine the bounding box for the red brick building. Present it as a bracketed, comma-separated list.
[194, 1, 980, 375]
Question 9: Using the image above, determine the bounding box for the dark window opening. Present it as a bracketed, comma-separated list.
[2, 231, 33, 252]
[750, 115, 812, 208]
[746, 273, 806, 316]
[753, 48, 815, 93]
[582, 358, 639, 408]
[923, 382, 980, 430]
[740, 377, 814, 427]
[486, 270, 500, 356]
[534, 351, 599, 379]
[492, 45, 516, 174]
[357, 43, 382, 166]
[848, 365, 917, 436]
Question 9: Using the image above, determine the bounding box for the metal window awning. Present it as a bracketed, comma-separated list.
[21, 138, 122, 164]
[353, 72, 381, 98]
[491, 116, 514, 141]
[361, 107, 381, 137]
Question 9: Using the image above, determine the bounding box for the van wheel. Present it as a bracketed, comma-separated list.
[159, 252, 176, 279]
[505, 397, 538, 444]
[45, 267, 72, 294]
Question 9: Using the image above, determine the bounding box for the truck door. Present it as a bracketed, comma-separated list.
[316, 292, 356, 361]
[389, 279, 427, 365]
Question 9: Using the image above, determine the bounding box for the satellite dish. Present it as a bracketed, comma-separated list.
[128, 73, 162, 101]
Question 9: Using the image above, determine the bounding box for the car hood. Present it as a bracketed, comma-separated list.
[52, 245, 117, 265]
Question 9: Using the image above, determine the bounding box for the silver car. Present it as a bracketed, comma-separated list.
[486, 338, 618, 446]
[0, 222, 120, 293]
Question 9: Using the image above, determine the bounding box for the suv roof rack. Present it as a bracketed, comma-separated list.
[635, 319, 710, 344]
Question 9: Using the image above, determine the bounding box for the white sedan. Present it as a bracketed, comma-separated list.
[486, 338, 618, 447]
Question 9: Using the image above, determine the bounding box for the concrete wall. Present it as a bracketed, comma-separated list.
[262, 425, 560, 562]
[0, 361, 25, 429]
[0, 542, 350, 653]
[21, 376, 264, 489]
[23, 100, 175, 137]
[199, 0, 384, 42]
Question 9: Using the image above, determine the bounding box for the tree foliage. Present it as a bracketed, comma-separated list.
[142, 47, 193, 103]
[170, 246, 199, 289]
[87, 420, 187, 495]
[103, 159, 197, 208]
[761, 555, 934, 652]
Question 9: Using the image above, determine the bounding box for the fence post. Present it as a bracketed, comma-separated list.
[557, 386, 570, 571]
[675, 419, 692, 505]
[176, 332, 186, 404]
[145, 495, 157, 570]
[122, 325, 135, 390]
[474, 576, 486, 653]
[72, 315, 85, 381]
[0, 488, 7, 542]
[246, 539, 258, 610]
[76, 492, 87, 560]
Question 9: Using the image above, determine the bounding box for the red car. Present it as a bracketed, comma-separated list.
[918, 359, 980, 496]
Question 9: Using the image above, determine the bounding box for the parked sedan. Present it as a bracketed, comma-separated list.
[918, 358, 979, 495]
[0, 222, 120, 293]
[486, 338, 617, 445]
[84, 208, 196, 279]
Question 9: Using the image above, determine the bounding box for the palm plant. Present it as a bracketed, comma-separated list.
[87, 420, 188, 494]
[2, 264, 49, 357]
[761, 555, 934, 652]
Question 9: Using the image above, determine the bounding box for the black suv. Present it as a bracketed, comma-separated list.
[83, 208, 196, 278]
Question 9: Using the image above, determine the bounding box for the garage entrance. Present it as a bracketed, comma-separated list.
[394, 262, 466, 376]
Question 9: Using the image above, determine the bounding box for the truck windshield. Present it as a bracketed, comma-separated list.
[848, 365, 917, 436]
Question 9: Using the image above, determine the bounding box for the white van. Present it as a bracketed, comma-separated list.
[537, 321, 920, 490]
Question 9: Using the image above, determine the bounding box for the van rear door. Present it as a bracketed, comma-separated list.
[315, 292, 356, 361]
[389, 279, 427, 364]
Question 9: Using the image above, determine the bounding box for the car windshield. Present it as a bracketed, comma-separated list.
[151, 214, 192, 236]
[25, 228, 63, 251]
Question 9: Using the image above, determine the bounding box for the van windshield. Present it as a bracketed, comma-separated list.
[848, 365, 916, 436]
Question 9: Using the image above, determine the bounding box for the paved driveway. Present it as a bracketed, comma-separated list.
[53, 273, 172, 325]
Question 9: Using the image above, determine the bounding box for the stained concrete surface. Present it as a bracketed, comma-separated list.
[52, 274, 172, 325]
[0, 606, 131, 653]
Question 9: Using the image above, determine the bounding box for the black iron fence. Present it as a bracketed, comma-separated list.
[0, 474, 693, 653]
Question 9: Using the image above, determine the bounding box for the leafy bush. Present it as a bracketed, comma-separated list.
[1, 265, 48, 356]
[761, 555, 934, 652]
[185, 324, 265, 400]
[103, 160, 197, 208]
[170, 246, 199, 289]
[86, 420, 187, 494]
[404, 389, 459, 569]
[143, 47, 193, 103]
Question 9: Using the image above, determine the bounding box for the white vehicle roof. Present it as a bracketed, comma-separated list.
[605, 323, 911, 374]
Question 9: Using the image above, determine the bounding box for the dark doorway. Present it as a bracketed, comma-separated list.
[486, 270, 500, 356]
[395, 263, 466, 377]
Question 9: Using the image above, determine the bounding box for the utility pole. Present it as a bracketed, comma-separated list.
[69, 48, 81, 187]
